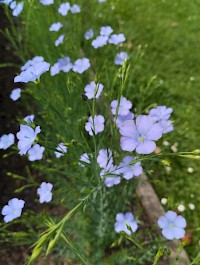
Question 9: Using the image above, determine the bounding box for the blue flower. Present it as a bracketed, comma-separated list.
[115, 51, 129, 65]
[54, 142, 67, 158]
[100, 164, 121, 188]
[12, 2, 24, 17]
[55, 34, 65, 46]
[24, 114, 34, 124]
[108, 33, 126, 45]
[39, 0, 54, 5]
[85, 115, 105, 136]
[115, 111, 134, 129]
[118, 156, 143, 180]
[79, 153, 91, 167]
[49, 22, 63, 32]
[28, 144, 45, 161]
[111, 96, 132, 116]
[115, 212, 138, 235]
[100, 26, 113, 36]
[84, 28, 94, 40]
[72, 58, 90, 74]
[17, 125, 41, 155]
[50, 56, 72, 76]
[10, 88, 21, 101]
[84, 81, 104, 99]
[37, 182, 53, 203]
[158, 211, 186, 240]
[97, 149, 113, 168]
[70, 4, 80, 13]
[58, 2, 70, 16]
[92, 36, 108, 49]
[149, 106, 173, 122]
[120, 115, 162, 154]
[14, 59, 50, 83]
[0, 133, 15, 150]
[1, 198, 25, 223]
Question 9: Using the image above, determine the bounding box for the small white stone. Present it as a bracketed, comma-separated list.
[163, 140, 170, 146]
[177, 204, 185, 212]
[161, 198, 168, 205]
[188, 203, 195, 210]
[187, 167, 194, 173]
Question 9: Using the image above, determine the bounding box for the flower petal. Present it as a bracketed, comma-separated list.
[136, 141, 156, 154]
[120, 137, 137, 152]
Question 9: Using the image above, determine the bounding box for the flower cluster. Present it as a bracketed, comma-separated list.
[14, 56, 50, 83]
[90, 26, 126, 49]
[114, 210, 187, 241]
[1, 0, 24, 16]
[149, 106, 174, 134]
[16, 124, 41, 155]
[58, 2, 81, 16]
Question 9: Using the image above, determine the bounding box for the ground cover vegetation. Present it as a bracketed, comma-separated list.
[0, 0, 200, 264]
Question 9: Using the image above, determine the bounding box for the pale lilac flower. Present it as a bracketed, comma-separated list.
[98, 0, 106, 2]
[92, 35, 108, 49]
[12, 2, 23, 16]
[149, 106, 173, 122]
[115, 212, 138, 235]
[85, 115, 105, 136]
[100, 26, 113, 36]
[37, 182, 53, 203]
[0, 133, 15, 150]
[28, 144, 45, 161]
[55, 142, 67, 158]
[108, 34, 126, 45]
[50, 56, 73, 76]
[24, 114, 34, 124]
[72, 58, 90, 74]
[115, 52, 129, 65]
[84, 28, 94, 40]
[17, 125, 41, 155]
[158, 120, 174, 134]
[70, 4, 80, 13]
[21, 56, 44, 71]
[118, 156, 143, 180]
[1, 0, 12, 4]
[84, 81, 103, 99]
[115, 111, 134, 128]
[120, 115, 163, 154]
[49, 22, 63, 32]
[9, 1, 16, 9]
[50, 63, 60, 76]
[79, 153, 91, 167]
[55, 34, 65, 46]
[1, 198, 25, 223]
[58, 2, 70, 16]
[97, 149, 113, 168]
[14, 61, 50, 83]
[39, 0, 54, 5]
[158, 211, 186, 240]
[57, 57, 73, 72]
[111, 96, 132, 116]
[10, 88, 21, 101]
[100, 164, 121, 188]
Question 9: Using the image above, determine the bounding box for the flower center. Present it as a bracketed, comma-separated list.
[138, 136, 146, 143]
[169, 222, 175, 228]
